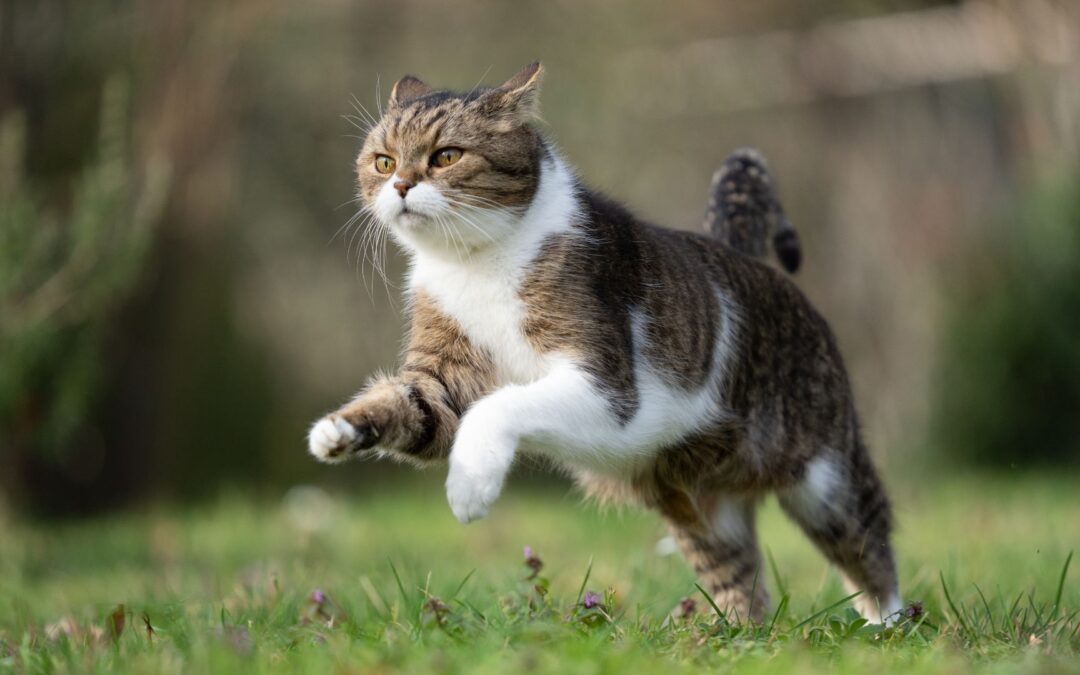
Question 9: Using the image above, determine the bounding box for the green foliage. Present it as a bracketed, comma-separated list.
[0, 474, 1076, 673]
[933, 173, 1080, 467]
[0, 77, 168, 456]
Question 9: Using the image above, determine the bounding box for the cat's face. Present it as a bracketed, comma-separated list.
[357, 63, 546, 253]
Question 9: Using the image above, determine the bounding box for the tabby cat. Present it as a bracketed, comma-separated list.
[308, 63, 901, 624]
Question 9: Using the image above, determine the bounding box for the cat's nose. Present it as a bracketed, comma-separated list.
[394, 179, 415, 198]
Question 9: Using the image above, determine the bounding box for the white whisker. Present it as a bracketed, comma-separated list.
[445, 205, 501, 245]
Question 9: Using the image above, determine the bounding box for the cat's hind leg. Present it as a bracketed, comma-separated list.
[777, 450, 901, 624]
[659, 489, 770, 622]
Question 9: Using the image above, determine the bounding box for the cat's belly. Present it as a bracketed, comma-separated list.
[517, 358, 732, 477]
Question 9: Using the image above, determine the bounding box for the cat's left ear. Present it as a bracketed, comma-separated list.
[479, 61, 544, 122]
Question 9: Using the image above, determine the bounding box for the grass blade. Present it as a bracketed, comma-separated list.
[388, 558, 410, 607]
[748, 566, 761, 623]
[575, 556, 594, 605]
[766, 548, 788, 600]
[940, 572, 975, 642]
[1026, 593, 1046, 633]
[694, 583, 727, 621]
[452, 598, 487, 624]
[973, 583, 994, 629]
[1052, 551, 1073, 619]
[766, 594, 789, 634]
[1007, 590, 1024, 620]
[790, 591, 863, 632]
[359, 575, 389, 617]
[450, 569, 476, 601]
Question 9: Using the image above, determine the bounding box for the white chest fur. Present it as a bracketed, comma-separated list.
[409, 252, 552, 384]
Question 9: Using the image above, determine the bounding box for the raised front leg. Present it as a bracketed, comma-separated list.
[308, 372, 456, 464]
[308, 291, 494, 466]
[445, 362, 623, 523]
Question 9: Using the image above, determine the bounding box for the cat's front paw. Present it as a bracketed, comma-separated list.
[308, 414, 377, 463]
[445, 460, 505, 523]
[445, 418, 514, 523]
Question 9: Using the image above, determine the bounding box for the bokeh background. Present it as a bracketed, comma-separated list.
[2, 0, 1079, 518]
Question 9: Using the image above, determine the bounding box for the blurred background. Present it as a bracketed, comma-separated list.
[1, 0, 1078, 517]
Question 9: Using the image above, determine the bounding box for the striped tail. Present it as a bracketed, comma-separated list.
[704, 148, 801, 273]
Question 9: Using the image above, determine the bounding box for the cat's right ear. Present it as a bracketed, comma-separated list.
[389, 75, 432, 107]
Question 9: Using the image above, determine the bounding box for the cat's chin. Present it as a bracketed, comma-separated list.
[388, 212, 460, 255]
[393, 210, 434, 229]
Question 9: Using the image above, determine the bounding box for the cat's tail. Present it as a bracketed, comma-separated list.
[704, 148, 801, 274]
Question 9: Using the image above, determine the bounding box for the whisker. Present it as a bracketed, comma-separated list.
[448, 198, 513, 220]
[445, 206, 500, 245]
[356, 215, 385, 288]
[446, 191, 522, 216]
[341, 113, 373, 134]
[349, 214, 373, 274]
[330, 204, 371, 245]
[334, 195, 364, 212]
[436, 213, 465, 261]
[442, 196, 521, 243]
[466, 65, 494, 99]
[375, 74, 384, 117]
[379, 224, 394, 281]
[350, 95, 381, 130]
[443, 213, 474, 265]
[343, 98, 378, 133]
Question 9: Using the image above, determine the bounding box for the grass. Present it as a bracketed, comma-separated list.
[0, 471, 1077, 673]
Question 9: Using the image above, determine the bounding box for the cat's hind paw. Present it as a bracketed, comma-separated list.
[308, 415, 375, 463]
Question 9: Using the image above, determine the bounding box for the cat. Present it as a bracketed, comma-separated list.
[308, 62, 901, 624]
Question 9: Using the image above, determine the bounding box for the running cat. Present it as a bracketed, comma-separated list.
[308, 63, 901, 624]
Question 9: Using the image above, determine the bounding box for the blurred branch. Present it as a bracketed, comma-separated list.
[616, 0, 1079, 116]
[0, 77, 169, 336]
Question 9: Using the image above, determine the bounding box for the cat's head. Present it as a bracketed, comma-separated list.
[357, 62, 548, 253]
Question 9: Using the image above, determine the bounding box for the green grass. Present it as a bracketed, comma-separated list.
[1, 472, 1078, 673]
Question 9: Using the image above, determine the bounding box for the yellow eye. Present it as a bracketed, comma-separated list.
[432, 148, 462, 168]
[374, 155, 396, 174]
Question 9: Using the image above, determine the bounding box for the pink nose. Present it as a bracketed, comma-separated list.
[394, 180, 415, 198]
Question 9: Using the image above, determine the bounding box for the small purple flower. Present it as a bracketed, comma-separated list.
[904, 600, 924, 619]
[310, 589, 327, 605]
[582, 591, 602, 609]
[523, 546, 543, 579]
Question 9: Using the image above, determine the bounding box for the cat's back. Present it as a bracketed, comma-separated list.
[620, 213, 853, 418]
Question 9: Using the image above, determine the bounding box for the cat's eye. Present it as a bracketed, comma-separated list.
[432, 148, 463, 168]
[374, 155, 396, 174]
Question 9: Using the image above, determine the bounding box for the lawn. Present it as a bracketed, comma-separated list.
[1, 470, 1077, 674]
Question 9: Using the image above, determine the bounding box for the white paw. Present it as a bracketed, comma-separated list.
[445, 462, 504, 524]
[308, 415, 358, 464]
[444, 415, 515, 524]
[853, 591, 903, 626]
